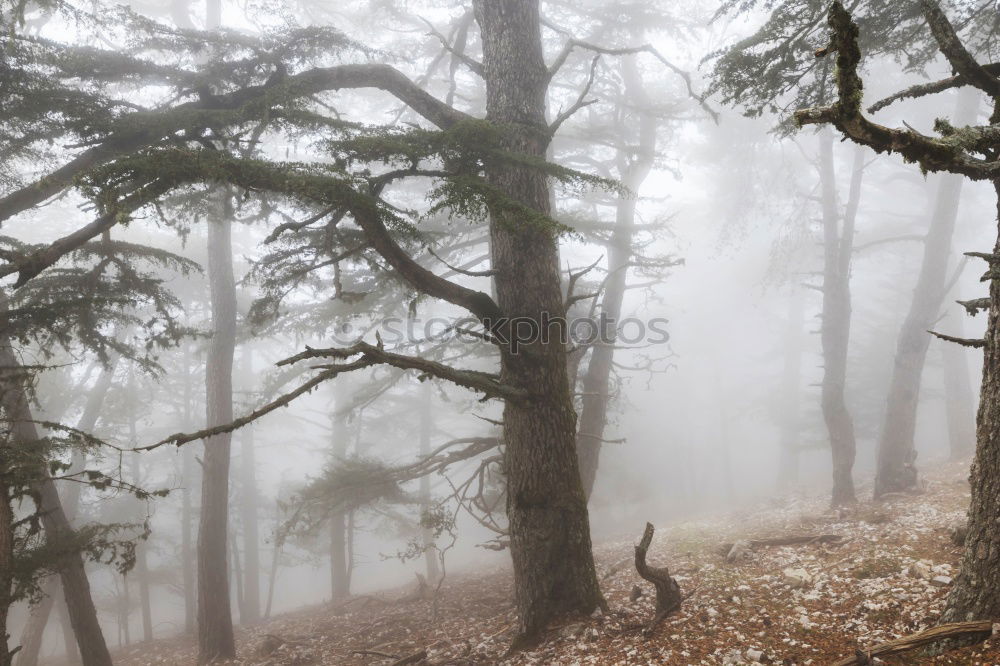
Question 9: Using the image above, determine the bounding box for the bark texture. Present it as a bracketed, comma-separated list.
[197, 206, 237, 662]
[874, 90, 977, 497]
[941, 182, 1000, 624]
[473, 0, 603, 643]
[819, 134, 863, 506]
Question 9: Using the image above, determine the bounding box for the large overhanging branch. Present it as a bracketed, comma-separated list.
[920, 0, 1000, 99]
[280, 341, 526, 402]
[138, 338, 521, 451]
[0, 63, 472, 224]
[792, 2, 1000, 181]
[0, 178, 175, 288]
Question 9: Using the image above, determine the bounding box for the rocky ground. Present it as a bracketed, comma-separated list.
[103, 461, 1000, 665]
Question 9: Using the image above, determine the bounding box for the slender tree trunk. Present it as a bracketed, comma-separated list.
[181, 346, 196, 634]
[942, 312, 977, 460]
[238, 350, 260, 623]
[577, 52, 656, 500]
[777, 286, 804, 490]
[819, 133, 861, 506]
[329, 383, 350, 603]
[0, 340, 113, 666]
[473, 0, 602, 643]
[197, 190, 237, 661]
[16, 360, 115, 666]
[419, 384, 440, 584]
[942, 181, 1000, 623]
[875, 90, 978, 497]
[0, 478, 14, 666]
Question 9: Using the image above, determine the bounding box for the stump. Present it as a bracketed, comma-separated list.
[634, 522, 684, 636]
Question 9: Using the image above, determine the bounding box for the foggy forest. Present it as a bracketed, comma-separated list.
[4, 0, 1000, 663]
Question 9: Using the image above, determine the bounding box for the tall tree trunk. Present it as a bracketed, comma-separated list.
[874, 90, 978, 497]
[181, 346, 196, 634]
[16, 360, 113, 666]
[577, 52, 656, 500]
[419, 384, 439, 584]
[328, 383, 350, 603]
[0, 338, 113, 666]
[777, 286, 804, 490]
[197, 191, 237, 662]
[819, 133, 862, 506]
[942, 181, 1000, 623]
[942, 312, 977, 460]
[129, 445, 153, 642]
[238, 350, 260, 623]
[473, 0, 602, 643]
[0, 477, 14, 666]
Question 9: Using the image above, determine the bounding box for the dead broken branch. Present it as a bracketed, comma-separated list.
[634, 523, 684, 637]
[830, 620, 994, 665]
[718, 534, 847, 560]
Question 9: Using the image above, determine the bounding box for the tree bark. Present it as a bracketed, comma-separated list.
[577, 52, 656, 500]
[874, 89, 978, 496]
[473, 0, 603, 643]
[942, 311, 977, 460]
[941, 181, 1000, 624]
[0, 338, 113, 666]
[197, 195, 237, 662]
[819, 132, 862, 506]
[238, 350, 260, 623]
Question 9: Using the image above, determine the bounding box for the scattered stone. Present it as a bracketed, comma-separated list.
[908, 561, 932, 580]
[727, 539, 753, 562]
[746, 647, 765, 662]
[783, 567, 813, 588]
[629, 585, 642, 601]
[931, 575, 953, 587]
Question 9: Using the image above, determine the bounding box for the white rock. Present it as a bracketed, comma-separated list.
[931, 575, 953, 587]
[727, 539, 753, 562]
[746, 648, 765, 662]
[783, 567, 813, 588]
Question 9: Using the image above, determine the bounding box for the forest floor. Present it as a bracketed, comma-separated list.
[103, 461, 1000, 665]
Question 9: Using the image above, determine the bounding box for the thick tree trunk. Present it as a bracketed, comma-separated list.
[942, 182, 1000, 623]
[777, 286, 804, 490]
[875, 91, 977, 497]
[473, 0, 602, 643]
[577, 52, 656, 500]
[419, 384, 439, 584]
[239, 350, 260, 623]
[819, 133, 861, 506]
[0, 340, 113, 666]
[942, 312, 977, 460]
[197, 201, 237, 662]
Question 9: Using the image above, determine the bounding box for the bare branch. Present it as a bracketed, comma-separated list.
[549, 56, 601, 136]
[419, 17, 484, 76]
[920, 0, 1000, 97]
[929, 330, 986, 348]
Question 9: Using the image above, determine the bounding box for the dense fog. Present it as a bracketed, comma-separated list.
[2, 0, 1000, 664]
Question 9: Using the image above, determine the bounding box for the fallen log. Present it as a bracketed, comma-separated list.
[634, 522, 684, 637]
[718, 534, 846, 558]
[831, 620, 994, 665]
